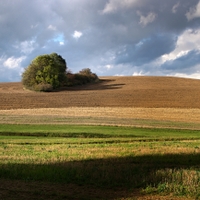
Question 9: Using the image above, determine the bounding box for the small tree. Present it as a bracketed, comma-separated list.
[79, 68, 92, 76]
[22, 53, 67, 91]
[78, 68, 99, 83]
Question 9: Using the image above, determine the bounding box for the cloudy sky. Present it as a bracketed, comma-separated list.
[1, 0, 200, 82]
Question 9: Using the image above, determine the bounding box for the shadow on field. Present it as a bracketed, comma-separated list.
[0, 153, 200, 199]
[57, 79, 125, 92]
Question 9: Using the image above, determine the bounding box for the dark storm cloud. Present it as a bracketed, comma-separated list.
[1, 0, 200, 81]
[116, 33, 177, 66]
[161, 50, 200, 72]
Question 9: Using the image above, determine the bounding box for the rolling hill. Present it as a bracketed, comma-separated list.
[0, 76, 200, 109]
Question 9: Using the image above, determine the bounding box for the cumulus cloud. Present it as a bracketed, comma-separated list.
[161, 29, 200, 62]
[72, 31, 83, 39]
[1, 0, 200, 82]
[101, 0, 139, 14]
[0, 55, 25, 81]
[137, 11, 157, 27]
[15, 40, 36, 54]
[3, 56, 26, 69]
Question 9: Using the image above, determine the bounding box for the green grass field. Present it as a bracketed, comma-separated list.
[0, 124, 200, 199]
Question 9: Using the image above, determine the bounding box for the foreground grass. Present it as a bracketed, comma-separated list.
[0, 124, 200, 199]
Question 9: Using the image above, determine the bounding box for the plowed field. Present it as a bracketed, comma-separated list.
[1, 76, 200, 109]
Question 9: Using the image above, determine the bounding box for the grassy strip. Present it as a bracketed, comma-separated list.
[0, 124, 200, 139]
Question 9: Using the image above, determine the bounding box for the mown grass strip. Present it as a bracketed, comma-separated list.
[0, 124, 200, 139]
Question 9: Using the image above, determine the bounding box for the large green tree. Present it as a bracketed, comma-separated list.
[22, 53, 67, 91]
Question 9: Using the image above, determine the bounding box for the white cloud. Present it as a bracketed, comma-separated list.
[13, 40, 36, 55]
[48, 25, 57, 31]
[172, 2, 180, 14]
[0, 56, 25, 82]
[170, 71, 200, 79]
[161, 29, 200, 62]
[186, 1, 200, 21]
[132, 71, 143, 76]
[20, 40, 36, 54]
[3, 56, 26, 69]
[105, 64, 114, 70]
[59, 41, 64, 46]
[102, 0, 139, 14]
[137, 12, 157, 27]
[72, 30, 83, 39]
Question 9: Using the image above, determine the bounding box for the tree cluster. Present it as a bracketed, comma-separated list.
[22, 53, 98, 92]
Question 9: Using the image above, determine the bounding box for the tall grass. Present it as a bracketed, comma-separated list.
[144, 169, 200, 199]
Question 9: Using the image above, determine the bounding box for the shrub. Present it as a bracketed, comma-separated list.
[65, 69, 99, 86]
[34, 83, 53, 92]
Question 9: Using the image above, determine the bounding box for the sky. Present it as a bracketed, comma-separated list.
[1, 0, 200, 82]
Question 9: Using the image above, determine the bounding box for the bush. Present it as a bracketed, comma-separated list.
[66, 72, 99, 86]
[34, 83, 53, 92]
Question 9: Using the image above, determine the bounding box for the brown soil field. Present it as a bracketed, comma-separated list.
[1, 76, 200, 109]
